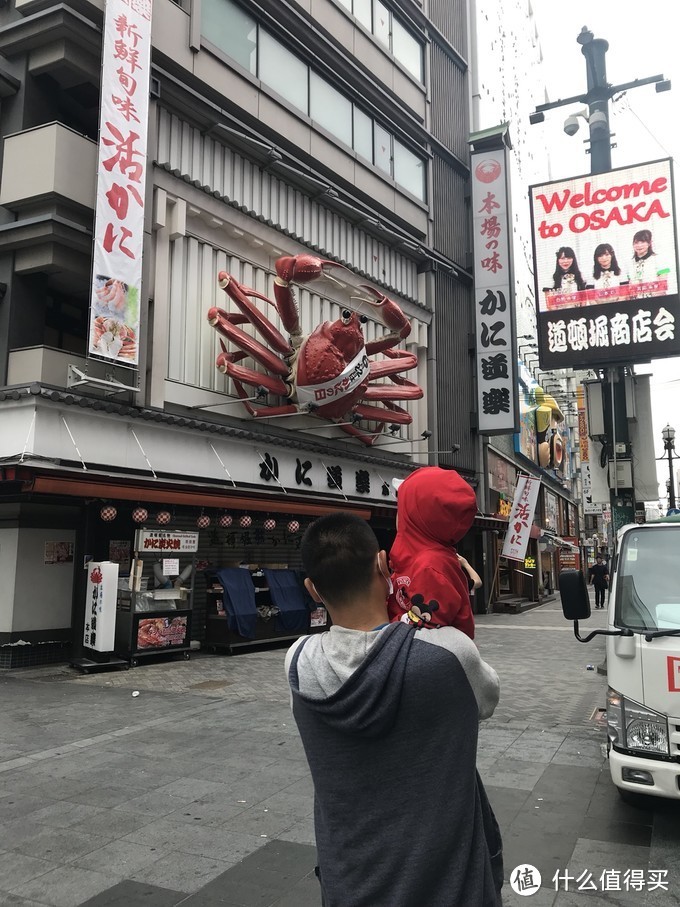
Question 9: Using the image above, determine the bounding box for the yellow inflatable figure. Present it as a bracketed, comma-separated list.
[534, 388, 564, 470]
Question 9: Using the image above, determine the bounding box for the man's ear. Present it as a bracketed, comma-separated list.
[378, 549, 389, 576]
[304, 577, 323, 603]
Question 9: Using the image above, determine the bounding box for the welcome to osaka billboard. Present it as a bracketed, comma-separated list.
[530, 158, 680, 369]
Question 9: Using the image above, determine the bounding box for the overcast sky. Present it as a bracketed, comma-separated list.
[531, 0, 680, 502]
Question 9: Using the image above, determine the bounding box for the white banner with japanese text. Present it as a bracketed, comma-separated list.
[88, 0, 153, 367]
[501, 475, 541, 562]
[83, 561, 119, 652]
[471, 146, 518, 434]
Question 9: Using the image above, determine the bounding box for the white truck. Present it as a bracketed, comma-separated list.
[559, 517, 680, 802]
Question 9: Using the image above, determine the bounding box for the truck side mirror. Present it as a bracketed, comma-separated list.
[558, 569, 591, 620]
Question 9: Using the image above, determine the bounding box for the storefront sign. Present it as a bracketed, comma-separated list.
[471, 147, 518, 434]
[524, 556, 536, 570]
[502, 475, 541, 562]
[137, 615, 188, 649]
[577, 385, 602, 514]
[530, 159, 680, 369]
[134, 530, 199, 552]
[83, 561, 119, 652]
[88, 0, 153, 367]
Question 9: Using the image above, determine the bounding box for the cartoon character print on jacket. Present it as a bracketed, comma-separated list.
[398, 594, 440, 628]
[388, 467, 478, 640]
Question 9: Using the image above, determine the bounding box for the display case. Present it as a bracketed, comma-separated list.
[114, 529, 198, 666]
[204, 566, 328, 653]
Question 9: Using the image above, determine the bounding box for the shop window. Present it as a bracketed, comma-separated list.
[310, 73, 352, 146]
[259, 32, 308, 113]
[201, 0, 257, 74]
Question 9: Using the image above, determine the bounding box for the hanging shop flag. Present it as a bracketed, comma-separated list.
[530, 158, 680, 370]
[470, 142, 519, 434]
[501, 475, 540, 562]
[83, 561, 119, 652]
[87, 0, 153, 367]
[576, 385, 601, 515]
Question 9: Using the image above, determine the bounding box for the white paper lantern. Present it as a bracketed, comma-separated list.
[100, 505, 117, 522]
[264, 518, 276, 531]
[287, 520, 300, 534]
[132, 507, 148, 524]
[156, 510, 172, 526]
[239, 515, 252, 528]
[218, 513, 233, 528]
[197, 514, 211, 529]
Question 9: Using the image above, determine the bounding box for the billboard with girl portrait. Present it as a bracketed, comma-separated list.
[529, 158, 680, 368]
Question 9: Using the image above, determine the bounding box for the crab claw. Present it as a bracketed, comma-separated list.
[358, 285, 411, 339]
[275, 254, 347, 286]
[207, 306, 224, 326]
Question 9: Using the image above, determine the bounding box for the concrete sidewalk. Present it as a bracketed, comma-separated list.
[0, 599, 678, 906]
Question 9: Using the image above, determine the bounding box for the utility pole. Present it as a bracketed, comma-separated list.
[530, 27, 672, 540]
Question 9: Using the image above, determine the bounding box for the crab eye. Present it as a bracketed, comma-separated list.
[341, 309, 352, 324]
[359, 314, 368, 324]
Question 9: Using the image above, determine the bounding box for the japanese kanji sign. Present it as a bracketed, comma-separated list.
[530, 159, 680, 369]
[83, 561, 119, 652]
[501, 475, 540, 562]
[134, 530, 199, 553]
[88, 0, 153, 367]
[471, 147, 518, 434]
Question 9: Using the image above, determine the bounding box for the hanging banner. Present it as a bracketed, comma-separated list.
[577, 384, 601, 515]
[502, 475, 541, 562]
[470, 145, 519, 434]
[88, 0, 153, 367]
[83, 561, 119, 652]
[530, 158, 680, 369]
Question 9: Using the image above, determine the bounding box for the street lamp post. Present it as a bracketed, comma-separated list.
[662, 424, 677, 510]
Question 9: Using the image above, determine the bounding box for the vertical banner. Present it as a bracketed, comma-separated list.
[84, 562, 119, 652]
[502, 475, 541, 562]
[470, 146, 518, 434]
[88, 0, 153, 367]
[576, 384, 600, 515]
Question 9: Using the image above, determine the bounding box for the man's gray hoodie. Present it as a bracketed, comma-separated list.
[286, 621, 503, 907]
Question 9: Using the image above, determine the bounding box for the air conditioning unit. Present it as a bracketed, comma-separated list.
[608, 459, 633, 488]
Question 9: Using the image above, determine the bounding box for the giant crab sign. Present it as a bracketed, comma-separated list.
[206, 254, 424, 445]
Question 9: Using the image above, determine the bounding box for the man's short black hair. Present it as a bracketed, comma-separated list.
[301, 512, 379, 607]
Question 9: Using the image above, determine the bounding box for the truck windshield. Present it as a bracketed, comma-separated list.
[616, 528, 680, 632]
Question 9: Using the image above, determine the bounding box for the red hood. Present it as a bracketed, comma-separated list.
[394, 467, 477, 548]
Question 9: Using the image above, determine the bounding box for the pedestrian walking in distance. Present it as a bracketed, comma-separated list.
[588, 555, 609, 609]
[285, 512, 503, 907]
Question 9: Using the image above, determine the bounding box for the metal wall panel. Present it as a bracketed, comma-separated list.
[432, 155, 469, 264]
[433, 271, 476, 468]
[428, 0, 467, 51]
[430, 44, 469, 162]
[156, 108, 419, 302]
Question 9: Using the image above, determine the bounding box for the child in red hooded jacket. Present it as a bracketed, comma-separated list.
[388, 467, 478, 639]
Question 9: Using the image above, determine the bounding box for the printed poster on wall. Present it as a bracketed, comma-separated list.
[530, 158, 680, 369]
[88, 0, 153, 367]
[470, 146, 518, 434]
[502, 475, 541, 562]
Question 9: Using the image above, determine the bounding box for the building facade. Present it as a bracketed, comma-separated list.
[0, 0, 485, 665]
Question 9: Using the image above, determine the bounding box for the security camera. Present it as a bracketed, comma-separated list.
[588, 110, 609, 138]
[563, 115, 580, 137]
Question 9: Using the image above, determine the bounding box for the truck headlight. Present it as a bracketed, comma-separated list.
[607, 688, 669, 756]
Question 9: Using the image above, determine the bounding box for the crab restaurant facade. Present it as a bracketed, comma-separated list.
[0, 0, 490, 667]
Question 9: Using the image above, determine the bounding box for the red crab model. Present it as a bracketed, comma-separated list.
[206, 254, 424, 445]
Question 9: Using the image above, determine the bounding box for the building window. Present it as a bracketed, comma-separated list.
[200, 0, 426, 200]
[259, 31, 309, 113]
[340, 0, 424, 82]
[310, 73, 352, 146]
[201, 0, 257, 74]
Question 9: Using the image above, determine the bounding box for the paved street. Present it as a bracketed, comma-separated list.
[1, 595, 679, 906]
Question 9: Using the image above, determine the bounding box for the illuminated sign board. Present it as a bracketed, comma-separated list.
[530, 159, 680, 368]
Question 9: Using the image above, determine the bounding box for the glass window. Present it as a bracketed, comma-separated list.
[392, 19, 423, 81]
[374, 1, 390, 48]
[259, 31, 308, 113]
[201, 0, 257, 74]
[374, 123, 392, 174]
[353, 108, 373, 161]
[394, 139, 425, 200]
[336, 0, 351, 8]
[310, 73, 352, 145]
[353, 0, 372, 31]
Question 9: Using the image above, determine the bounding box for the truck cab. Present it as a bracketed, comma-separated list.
[560, 517, 680, 801]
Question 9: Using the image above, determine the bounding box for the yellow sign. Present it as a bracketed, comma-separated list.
[498, 498, 512, 518]
[524, 556, 536, 570]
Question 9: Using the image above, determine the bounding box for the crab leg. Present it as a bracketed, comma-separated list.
[207, 308, 289, 377]
[358, 285, 412, 345]
[368, 350, 419, 379]
[228, 373, 299, 418]
[216, 346, 290, 396]
[353, 402, 412, 423]
[274, 255, 349, 337]
[363, 384, 423, 401]
[218, 271, 292, 355]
